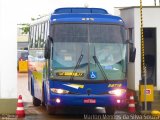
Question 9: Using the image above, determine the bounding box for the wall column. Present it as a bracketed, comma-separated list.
[0, 0, 17, 114]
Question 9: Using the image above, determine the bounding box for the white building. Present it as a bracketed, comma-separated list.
[116, 6, 160, 91]
[0, 0, 17, 114]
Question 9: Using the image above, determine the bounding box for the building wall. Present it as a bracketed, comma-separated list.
[119, 7, 160, 90]
[133, 8, 143, 91]
[120, 8, 138, 90]
[0, 0, 17, 113]
[134, 7, 160, 90]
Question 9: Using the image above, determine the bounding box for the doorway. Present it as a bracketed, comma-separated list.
[144, 28, 156, 86]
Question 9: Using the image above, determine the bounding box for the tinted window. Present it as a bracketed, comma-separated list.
[52, 24, 125, 43]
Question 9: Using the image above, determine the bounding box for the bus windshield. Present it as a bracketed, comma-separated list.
[51, 23, 127, 81]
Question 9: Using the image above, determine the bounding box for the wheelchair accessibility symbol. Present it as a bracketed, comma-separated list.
[90, 72, 97, 79]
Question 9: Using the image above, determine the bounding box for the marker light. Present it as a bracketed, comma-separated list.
[55, 98, 61, 103]
[51, 88, 69, 94]
[117, 99, 121, 103]
[108, 89, 126, 96]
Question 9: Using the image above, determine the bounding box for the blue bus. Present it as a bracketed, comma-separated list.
[28, 7, 136, 114]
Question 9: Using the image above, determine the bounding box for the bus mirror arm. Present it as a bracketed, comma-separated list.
[44, 36, 53, 59]
[129, 47, 136, 62]
[126, 39, 133, 44]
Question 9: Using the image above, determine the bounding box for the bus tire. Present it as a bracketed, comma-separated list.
[105, 107, 115, 115]
[46, 105, 56, 115]
[33, 97, 41, 106]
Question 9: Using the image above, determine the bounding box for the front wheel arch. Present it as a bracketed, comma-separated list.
[33, 96, 41, 106]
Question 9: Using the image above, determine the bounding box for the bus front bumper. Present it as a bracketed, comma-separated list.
[48, 93, 127, 107]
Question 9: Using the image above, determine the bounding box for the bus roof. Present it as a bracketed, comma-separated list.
[50, 7, 124, 25]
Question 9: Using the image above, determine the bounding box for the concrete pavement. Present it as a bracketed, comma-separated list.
[17, 73, 32, 103]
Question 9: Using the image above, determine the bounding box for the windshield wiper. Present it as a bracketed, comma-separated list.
[70, 50, 83, 81]
[93, 47, 108, 81]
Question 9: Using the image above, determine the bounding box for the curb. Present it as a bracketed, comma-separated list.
[140, 110, 151, 115]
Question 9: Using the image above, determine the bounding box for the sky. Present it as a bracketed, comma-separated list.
[14, 0, 157, 23]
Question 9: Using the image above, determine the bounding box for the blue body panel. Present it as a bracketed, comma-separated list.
[45, 80, 127, 107]
[50, 94, 121, 106]
[50, 8, 124, 25]
[50, 80, 127, 94]
[50, 14, 124, 25]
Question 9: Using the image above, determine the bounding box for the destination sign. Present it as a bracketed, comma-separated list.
[56, 72, 84, 77]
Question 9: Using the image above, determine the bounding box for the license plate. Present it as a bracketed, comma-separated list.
[84, 99, 96, 104]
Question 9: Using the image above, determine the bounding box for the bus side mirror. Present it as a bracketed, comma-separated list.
[129, 47, 136, 62]
[126, 40, 136, 62]
[44, 36, 52, 59]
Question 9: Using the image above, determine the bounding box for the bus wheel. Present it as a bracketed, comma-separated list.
[105, 107, 115, 115]
[46, 105, 56, 115]
[42, 102, 46, 107]
[33, 97, 41, 106]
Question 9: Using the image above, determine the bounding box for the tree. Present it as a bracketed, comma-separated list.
[19, 14, 48, 34]
[20, 23, 30, 34]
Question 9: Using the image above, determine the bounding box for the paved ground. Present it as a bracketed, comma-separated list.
[17, 73, 32, 103]
[14, 73, 160, 120]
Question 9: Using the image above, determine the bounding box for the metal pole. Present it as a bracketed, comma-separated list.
[154, 0, 156, 6]
[144, 68, 147, 111]
[140, 0, 147, 111]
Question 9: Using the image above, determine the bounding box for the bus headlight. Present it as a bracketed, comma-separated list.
[51, 88, 69, 94]
[108, 89, 126, 96]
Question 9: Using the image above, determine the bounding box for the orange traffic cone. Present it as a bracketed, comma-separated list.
[128, 93, 136, 113]
[16, 95, 25, 118]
